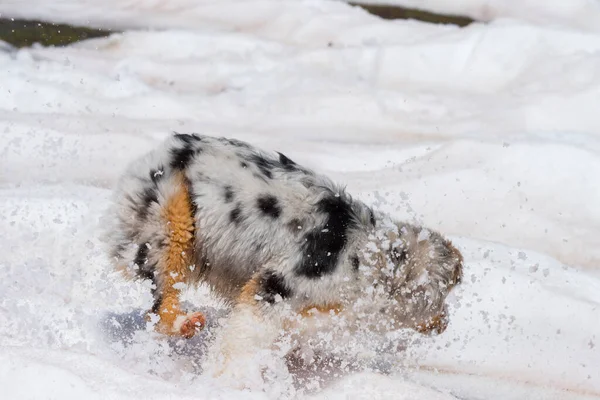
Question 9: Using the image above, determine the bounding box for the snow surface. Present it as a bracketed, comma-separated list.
[1, 0, 600, 399]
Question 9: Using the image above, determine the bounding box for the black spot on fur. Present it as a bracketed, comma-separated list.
[295, 194, 355, 279]
[218, 137, 251, 148]
[230, 204, 243, 224]
[170, 145, 198, 170]
[258, 270, 292, 304]
[174, 133, 202, 144]
[134, 243, 157, 283]
[151, 293, 163, 314]
[249, 154, 274, 179]
[257, 195, 281, 219]
[391, 247, 408, 264]
[138, 187, 158, 220]
[134, 243, 149, 268]
[134, 243, 161, 312]
[277, 152, 298, 171]
[223, 185, 235, 203]
[368, 208, 376, 227]
[149, 166, 165, 184]
[351, 255, 360, 271]
[138, 268, 154, 283]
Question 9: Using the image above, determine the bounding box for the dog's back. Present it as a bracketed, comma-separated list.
[104, 134, 375, 303]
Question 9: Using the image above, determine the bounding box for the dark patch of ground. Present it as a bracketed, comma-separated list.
[350, 3, 475, 26]
[0, 18, 114, 48]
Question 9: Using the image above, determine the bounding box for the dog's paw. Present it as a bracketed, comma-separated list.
[175, 312, 206, 338]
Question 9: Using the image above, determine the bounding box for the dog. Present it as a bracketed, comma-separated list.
[103, 133, 463, 381]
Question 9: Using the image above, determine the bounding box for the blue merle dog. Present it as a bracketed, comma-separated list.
[103, 133, 463, 381]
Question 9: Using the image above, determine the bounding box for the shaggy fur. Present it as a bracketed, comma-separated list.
[103, 133, 463, 379]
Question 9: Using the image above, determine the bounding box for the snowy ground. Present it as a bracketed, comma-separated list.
[1, 0, 600, 399]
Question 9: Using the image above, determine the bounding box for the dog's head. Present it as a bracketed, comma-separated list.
[361, 222, 463, 335]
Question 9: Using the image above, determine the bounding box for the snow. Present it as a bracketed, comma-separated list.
[1, 0, 600, 399]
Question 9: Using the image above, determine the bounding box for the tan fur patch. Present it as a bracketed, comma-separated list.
[299, 304, 343, 318]
[282, 303, 344, 333]
[238, 276, 260, 305]
[154, 172, 196, 335]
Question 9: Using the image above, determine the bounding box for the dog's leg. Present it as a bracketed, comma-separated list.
[208, 271, 292, 389]
[152, 172, 205, 338]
